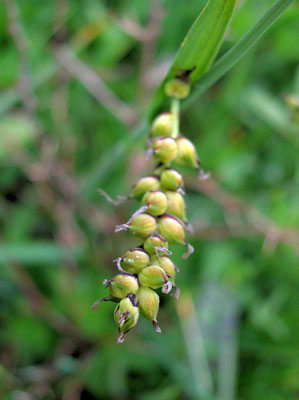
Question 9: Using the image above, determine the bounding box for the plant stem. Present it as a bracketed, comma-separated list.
[171, 98, 180, 138]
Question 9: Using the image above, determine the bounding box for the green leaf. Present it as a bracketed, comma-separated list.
[186, 0, 295, 105]
[150, 0, 237, 115]
[164, 0, 237, 84]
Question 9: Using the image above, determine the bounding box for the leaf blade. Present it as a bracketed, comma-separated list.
[165, 0, 237, 84]
[185, 0, 295, 105]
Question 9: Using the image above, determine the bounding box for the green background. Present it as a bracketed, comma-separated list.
[0, 0, 298, 399]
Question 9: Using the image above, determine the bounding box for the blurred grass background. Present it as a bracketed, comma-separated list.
[0, 0, 299, 399]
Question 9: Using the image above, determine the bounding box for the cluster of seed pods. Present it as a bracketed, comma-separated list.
[92, 78, 208, 343]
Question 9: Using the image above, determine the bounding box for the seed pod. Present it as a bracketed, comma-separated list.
[129, 213, 157, 238]
[175, 135, 199, 169]
[131, 175, 160, 201]
[142, 190, 168, 216]
[138, 287, 161, 333]
[138, 265, 172, 294]
[116, 248, 150, 274]
[152, 137, 177, 163]
[116, 213, 157, 238]
[158, 214, 185, 244]
[104, 273, 139, 299]
[151, 113, 173, 138]
[165, 190, 186, 222]
[150, 256, 180, 300]
[158, 214, 194, 258]
[114, 294, 139, 343]
[151, 255, 176, 281]
[143, 233, 171, 257]
[165, 78, 190, 99]
[160, 168, 184, 191]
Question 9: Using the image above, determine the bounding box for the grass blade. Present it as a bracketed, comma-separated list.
[185, 0, 294, 105]
[164, 0, 237, 84]
[151, 0, 237, 115]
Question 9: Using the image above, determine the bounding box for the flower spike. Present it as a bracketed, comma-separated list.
[93, 73, 208, 343]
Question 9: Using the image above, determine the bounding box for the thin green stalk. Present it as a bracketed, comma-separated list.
[184, 0, 294, 107]
[171, 98, 180, 138]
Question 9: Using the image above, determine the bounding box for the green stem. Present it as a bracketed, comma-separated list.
[184, 0, 294, 107]
[171, 98, 180, 138]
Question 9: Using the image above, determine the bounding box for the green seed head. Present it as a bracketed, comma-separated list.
[137, 287, 161, 333]
[131, 175, 160, 201]
[138, 265, 169, 290]
[143, 233, 169, 256]
[165, 190, 186, 222]
[142, 190, 168, 216]
[160, 168, 184, 191]
[152, 137, 177, 163]
[158, 214, 185, 245]
[120, 248, 150, 274]
[151, 255, 176, 281]
[114, 294, 139, 343]
[151, 113, 173, 138]
[105, 273, 139, 299]
[129, 213, 157, 238]
[165, 78, 190, 99]
[175, 135, 199, 169]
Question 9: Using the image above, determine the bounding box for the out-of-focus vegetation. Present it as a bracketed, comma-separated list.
[0, 0, 298, 399]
